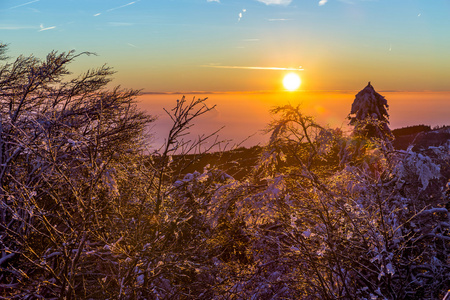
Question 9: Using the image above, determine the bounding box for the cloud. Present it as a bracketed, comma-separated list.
[268, 18, 292, 21]
[319, 0, 328, 5]
[256, 0, 292, 5]
[0, 24, 36, 30]
[39, 24, 56, 31]
[207, 0, 220, 2]
[238, 8, 246, 22]
[202, 65, 303, 71]
[338, 0, 378, 4]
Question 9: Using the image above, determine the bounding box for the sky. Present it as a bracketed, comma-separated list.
[1, 0, 449, 148]
[1, 0, 450, 93]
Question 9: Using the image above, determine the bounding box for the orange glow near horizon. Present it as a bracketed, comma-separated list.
[137, 91, 450, 149]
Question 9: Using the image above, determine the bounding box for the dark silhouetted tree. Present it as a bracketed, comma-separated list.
[349, 82, 393, 141]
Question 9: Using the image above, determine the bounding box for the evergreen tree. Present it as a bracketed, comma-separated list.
[348, 82, 392, 141]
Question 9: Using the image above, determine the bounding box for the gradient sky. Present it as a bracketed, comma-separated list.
[1, 0, 450, 92]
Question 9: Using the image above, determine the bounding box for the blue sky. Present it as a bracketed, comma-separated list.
[1, 0, 450, 92]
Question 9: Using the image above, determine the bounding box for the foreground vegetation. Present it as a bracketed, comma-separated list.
[0, 46, 449, 299]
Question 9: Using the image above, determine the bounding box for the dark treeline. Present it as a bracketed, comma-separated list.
[392, 125, 432, 137]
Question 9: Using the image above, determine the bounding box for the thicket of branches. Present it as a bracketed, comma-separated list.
[0, 45, 449, 299]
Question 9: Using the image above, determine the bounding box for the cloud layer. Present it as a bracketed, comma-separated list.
[202, 65, 303, 71]
[256, 0, 292, 5]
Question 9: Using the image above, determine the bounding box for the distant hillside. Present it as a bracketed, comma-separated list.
[393, 125, 450, 150]
[172, 146, 263, 180]
[172, 125, 450, 180]
[392, 125, 432, 137]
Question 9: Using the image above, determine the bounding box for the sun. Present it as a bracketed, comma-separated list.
[283, 73, 301, 91]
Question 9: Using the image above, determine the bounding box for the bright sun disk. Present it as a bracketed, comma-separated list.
[283, 73, 301, 91]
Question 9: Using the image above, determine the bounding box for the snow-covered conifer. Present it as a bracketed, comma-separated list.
[349, 82, 392, 141]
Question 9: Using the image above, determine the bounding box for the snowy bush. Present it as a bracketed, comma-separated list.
[1, 46, 448, 299]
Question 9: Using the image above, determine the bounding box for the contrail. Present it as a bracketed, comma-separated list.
[107, 1, 139, 12]
[9, 0, 39, 9]
[95, 1, 140, 17]
[202, 65, 303, 71]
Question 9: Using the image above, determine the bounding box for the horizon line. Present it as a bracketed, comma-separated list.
[140, 89, 450, 95]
